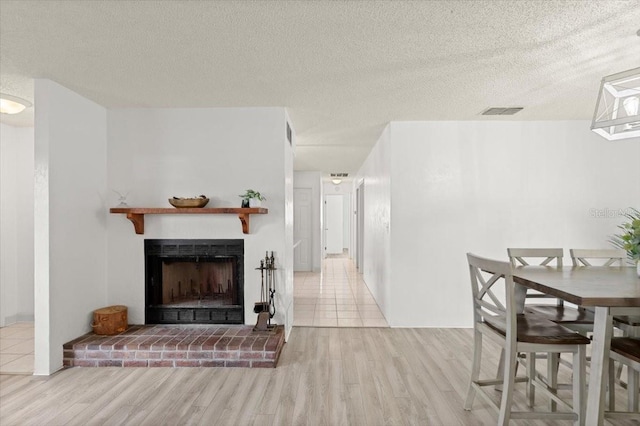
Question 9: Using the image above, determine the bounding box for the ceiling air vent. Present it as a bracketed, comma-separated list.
[481, 107, 524, 116]
[330, 173, 349, 178]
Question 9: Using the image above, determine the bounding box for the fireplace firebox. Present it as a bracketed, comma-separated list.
[144, 239, 244, 324]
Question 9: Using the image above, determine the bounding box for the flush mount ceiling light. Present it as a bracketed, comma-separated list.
[591, 67, 640, 140]
[0, 93, 32, 114]
[330, 172, 348, 185]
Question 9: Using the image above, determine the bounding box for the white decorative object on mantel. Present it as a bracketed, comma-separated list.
[249, 198, 261, 208]
[591, 67, 640, 141]
[112, 189, 130, 207]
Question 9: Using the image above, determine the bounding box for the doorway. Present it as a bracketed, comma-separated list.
[356, 182, 364, 270]
[293, 188, 312, 271]
[324, 194, 344, 255]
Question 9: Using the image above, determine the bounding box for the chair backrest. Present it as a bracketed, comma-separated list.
[569, 249, 626, 267]
[508, 248, 563, 305]
[507, 248, 563, 267]
[467, 253, 515, 340]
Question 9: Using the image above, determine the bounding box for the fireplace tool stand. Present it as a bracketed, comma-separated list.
[254, 251, 277, 331]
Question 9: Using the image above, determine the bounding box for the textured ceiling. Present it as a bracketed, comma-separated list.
[1, 0, 639, 173]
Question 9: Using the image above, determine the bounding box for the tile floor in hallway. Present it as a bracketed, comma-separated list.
[293, 254, 389, 327]
[0, 322, 34, 375]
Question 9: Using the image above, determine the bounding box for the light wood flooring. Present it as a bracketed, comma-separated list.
[1, 327, 639, 425]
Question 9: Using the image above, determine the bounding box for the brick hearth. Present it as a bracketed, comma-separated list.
[63, 324, 284, 368]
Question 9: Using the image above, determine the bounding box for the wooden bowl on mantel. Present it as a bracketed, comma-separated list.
[168, 196, 209, 208]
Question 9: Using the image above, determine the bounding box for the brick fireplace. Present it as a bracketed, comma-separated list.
[144, 239, 244, 325]
[63, 239, 289, 369]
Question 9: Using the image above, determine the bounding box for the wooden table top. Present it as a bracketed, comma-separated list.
[513, 266, 640, 307]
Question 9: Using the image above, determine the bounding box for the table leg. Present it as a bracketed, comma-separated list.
[585, 307, 613, 425]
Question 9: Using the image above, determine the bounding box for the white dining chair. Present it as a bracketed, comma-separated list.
[464, 253, 589, 425]
[570, 247, 640, 399]
[570, 248, 627, 267]
[608, 337, 640, 417]
[509, 248, 594, 321]
[570, 248, 640, 327]
[507, 248, 593, 409]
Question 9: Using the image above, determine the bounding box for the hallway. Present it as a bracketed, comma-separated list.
[293, 255, 388, 327]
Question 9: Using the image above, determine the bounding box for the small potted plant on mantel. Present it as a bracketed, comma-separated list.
[611, 207, 640, 276]
[239, 189, 266, 208]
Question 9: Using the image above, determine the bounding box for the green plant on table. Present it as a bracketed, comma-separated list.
[610, 207, 640, 263]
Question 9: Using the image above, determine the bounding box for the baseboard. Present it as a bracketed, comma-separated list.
[2, 313, 35, 326]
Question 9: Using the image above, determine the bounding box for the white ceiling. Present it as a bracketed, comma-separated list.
[1, 0, 639, 174]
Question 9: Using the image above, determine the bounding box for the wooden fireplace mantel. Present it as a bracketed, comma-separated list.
[109, 207, 268, 235]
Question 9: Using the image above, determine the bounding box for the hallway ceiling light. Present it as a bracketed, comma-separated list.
[0, 93, 32, 114]
[591, 67, 640, 140]
[330, 172, 348, 185]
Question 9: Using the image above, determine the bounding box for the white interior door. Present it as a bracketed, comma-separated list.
[325, 195, 343, 255]
[357, 183, 364, 269]
[293, 188, 312, 271]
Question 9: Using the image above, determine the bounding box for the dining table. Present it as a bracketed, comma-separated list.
[513, 265, 640, 425]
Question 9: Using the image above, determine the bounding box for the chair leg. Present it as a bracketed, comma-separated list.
[464, 330, 482, 410]
[628, 367, 638, 412]
[498, 343, 517, 425]
[526, 352, 536, 407]
[495, 348, 505, 391]
[572, 346, 586, 426]
[608, 359, 616, 410]
[548, 353, 559, 412]
[615, 361, 624, 386]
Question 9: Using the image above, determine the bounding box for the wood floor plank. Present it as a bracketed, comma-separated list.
[45, 402, 91, 426]
[328, 359, 348, 425]
[248, 413, 274, 425]
[354, 339, 385, 425]
[82, 368, 153, 426]
[67, 368, 160, 426]
[290, 365, 313, 425]
[0, 374, 39, 399]
[339, 328, 360, 385]
[255, 362, 286, 415]
[142, 369, 213, 426]
[271, 347, 302, 425]
[328, 327, 342, 361]
[191, 368, 230, 408]
[344, 383, 368, 426]
[309, 333, 330, 425]
[232, 370, 272, 426]
[369, 359, 407, 425]
[197, 368, 245, 424]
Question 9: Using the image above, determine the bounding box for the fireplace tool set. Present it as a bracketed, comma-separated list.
[254, 251, 276, 331]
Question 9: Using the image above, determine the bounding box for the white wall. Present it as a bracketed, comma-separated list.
[34, 79, 108, 374]
[293, 171, 322, 271]
[282, 110, 295, 340]
[358, 121, 640, 327]
[356, 125, 392, 318]
[0, 124, 34, 326]
[106, 108, 293, 333]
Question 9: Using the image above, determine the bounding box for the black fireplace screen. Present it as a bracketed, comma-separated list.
[144, 239, 244, 324]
